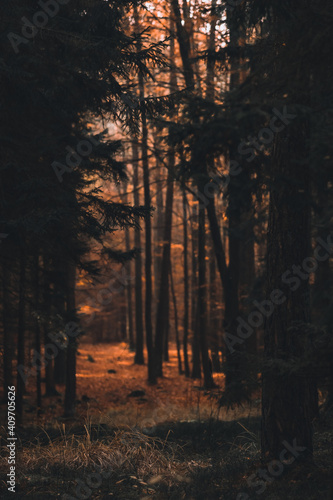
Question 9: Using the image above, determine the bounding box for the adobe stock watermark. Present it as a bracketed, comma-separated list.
[8, 0, 70, 54]
[17, 321, 81, 385]
[194, 106, 296, 208]
[52, 134, 101, 183]
[236, 439, 307, 499]
[224, 233, 333, 353]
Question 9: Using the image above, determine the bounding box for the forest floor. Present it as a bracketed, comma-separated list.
[0, 342, 332, 499]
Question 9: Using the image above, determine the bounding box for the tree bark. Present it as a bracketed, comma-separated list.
[34, 253, 42, 412]
[182, 187, 190, 377]
[191, 202, 201, 379]
[154, 154, 174, 377]
[134, 6, 155, 383]
[125, 223, 134, 351]
[53, 258, 66, 385]
[43, 255, 57, 396]
[132, 139, 145, 365]
[64, 260, 77, 417]
[16, 245, 26, 425]
[170, 262, 183, 374]
[2, 251, 13, 399]
[261, 122, 313, 461]
[197, 204, 215, 388]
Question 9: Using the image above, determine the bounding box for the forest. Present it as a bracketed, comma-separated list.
[0, 0, 333, 499]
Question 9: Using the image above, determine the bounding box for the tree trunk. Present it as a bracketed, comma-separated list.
[153, 135, 164, 308]
[206, 0, 221, 373]
[125, 223, 134, 351]
[154, 154, 174, 377]
[2, 252, 13, 399]
[170, 262, 183, 374]
[191, 202, 201, 379]
[43, 255, 57, 396]
[209, 244, 221, 373]
[197, 204, 215, 388]
[132, 139, 145, 365]
[53, 258, 66, 385]
[182, 187, 190, 377]
[64, 260, 77, 417]
[16, 245, 26, 425]
[163, 295, 170, 362]
[34, 253, 42, 412]
[261, 122, 313, 461]
[154, 13, 177, 377]
[134, 6, 155, 383]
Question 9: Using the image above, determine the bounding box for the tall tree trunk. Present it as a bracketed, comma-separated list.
[119, 283, 127, 341]
[53, 258, 66, 385]
[191, 202, 201, 379]
[206, 0, 221, 374]
[43, 255, 57, 396]
[261, 122, 313, 461]
[134, 6, 155, 383]
[197, 204, 215, 388]
[182, 187, 190, 377]
[154, 13, 177, 377]
[170, 262, 183, 374]
[132, 139, 145, 365]
[153, 133, 164, 308]
[64, 260, 77, 417]
[154, 168, 174, 376]
[313, 182, 331, 412]
[2, 252, 13, 399]
[209, 244, 221, 372]
[171, 0, 194, 89]
[34, 253, 42, 412]
[125, 224, 134, 351]
[205, 195, 243, 390]
[16, 245, 26, 425]
[163, 295, 170, 362]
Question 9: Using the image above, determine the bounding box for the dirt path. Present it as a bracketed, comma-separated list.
[15, 342, 260, 428]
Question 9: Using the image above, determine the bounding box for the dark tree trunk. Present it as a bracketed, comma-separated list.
[206, 0, 221, 374]
[53, 258, 66, 385]
[171, 0, 194, 89]
[34, 253, 42, 412]
[43, 255, 57, 396]
[2, 252, 13, 398]
[132, 139, 145, 365]
[261, 122, 313, 461]
[64, 261, 77, 417]
[238, 173, 257, 369]
[153, 142, 164, 308]
[154, 158, 174, 377]
[125, 224, 135, 351]
[313, 183, 331, 413]
[119, 285, 127, 341]
[182, 187, 190, 377]
[197, 205, 215, 388]
[191, 202, 201, 379]
[16, 245, 27, 425]
[154, 14, 177, 376]
[204, 194, 244, 391]
[163, 295, 170, 362]
[209, 245, 221, 373]
[170, 262, 183, 374]
[134, 6, 155, 384]
[54, 344, 66, 385]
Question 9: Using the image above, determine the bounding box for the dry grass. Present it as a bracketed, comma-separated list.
[0, 420, 194, 499]
[1, 412, 332, 500]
